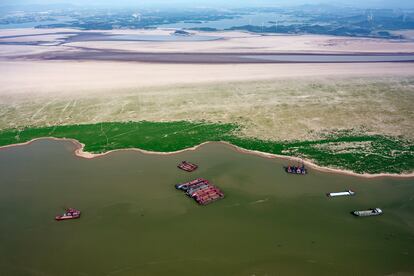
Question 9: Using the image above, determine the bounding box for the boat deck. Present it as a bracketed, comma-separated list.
[178, 161, 198, 172]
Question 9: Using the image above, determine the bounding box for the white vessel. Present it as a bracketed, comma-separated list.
[352, 208, 383, 217]
[327, 190, 355, 197]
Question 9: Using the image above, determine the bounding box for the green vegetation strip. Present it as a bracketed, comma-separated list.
[0, 121, 413, 174]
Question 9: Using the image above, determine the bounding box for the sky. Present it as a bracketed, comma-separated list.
[2, 0, 414, 9]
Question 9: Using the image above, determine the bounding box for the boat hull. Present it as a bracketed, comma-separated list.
[55, 208, 81, 221]
[327, 190, 355, 197]
[55, 215, 81, 221]
[352, 208, 383, 217]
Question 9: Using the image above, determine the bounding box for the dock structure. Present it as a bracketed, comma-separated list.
[175, 178, 224, 205]
[177, 161, 198, 172]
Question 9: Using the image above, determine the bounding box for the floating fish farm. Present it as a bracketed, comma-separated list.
[175, 178, 224, 205]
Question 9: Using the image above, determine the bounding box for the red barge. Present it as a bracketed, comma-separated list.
[55, 208, 81, 221]
[175, 178, 224, 205]
[177, 161, 198, 172]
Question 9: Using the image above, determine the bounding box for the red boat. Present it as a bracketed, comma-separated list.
[177, 161, 198, 172]
[55, 208, 81, 221]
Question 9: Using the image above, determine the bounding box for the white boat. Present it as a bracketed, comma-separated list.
[352, 208, 383, 217]
[327, 190, 355, 197]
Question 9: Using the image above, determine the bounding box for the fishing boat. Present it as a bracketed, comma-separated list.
[327, 190, 355, 197]
[284, 164, 307, 175]
[177, 161, 198, 172]
[55, 208, 81, 221]
[352, 208, 383, 217]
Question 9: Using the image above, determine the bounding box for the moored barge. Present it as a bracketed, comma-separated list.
[284, 164, 307, 175]
[352, 208, 383, 217]
[178, 161, 198, 172]
[175, 178, 224, 205]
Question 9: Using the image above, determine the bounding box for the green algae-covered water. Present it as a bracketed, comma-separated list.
[0, 139, 413, 275]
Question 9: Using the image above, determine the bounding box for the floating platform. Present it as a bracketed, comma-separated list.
[352, 208, 383, 217]
[177, 161, 198, 172]
[327, 190, 355, 197]
[175, 178, 224, 205]
[284, 164, 307, 175]
[55, 208, 81, 221]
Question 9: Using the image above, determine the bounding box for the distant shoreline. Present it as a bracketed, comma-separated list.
[0, 137, 413, 179]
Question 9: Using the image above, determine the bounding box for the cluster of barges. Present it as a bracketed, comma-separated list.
[284, 164, 307, 175]
[53, 160, 383, 221]
[283, 161, 383, 217]
[177, 161, 198, 172]
[175, 178, 224, 205]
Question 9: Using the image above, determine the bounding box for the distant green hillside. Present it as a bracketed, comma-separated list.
[0, 121, 413, 175]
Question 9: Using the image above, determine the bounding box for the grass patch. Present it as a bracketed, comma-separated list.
[0, 121, 412, 174]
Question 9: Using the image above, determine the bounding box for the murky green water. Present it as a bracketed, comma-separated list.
[0, 139, 413, 276]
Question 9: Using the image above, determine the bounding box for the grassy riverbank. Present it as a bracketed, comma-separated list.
[0, 121, 413, 174]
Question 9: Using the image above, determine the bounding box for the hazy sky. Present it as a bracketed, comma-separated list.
[2, 0, 414, 9]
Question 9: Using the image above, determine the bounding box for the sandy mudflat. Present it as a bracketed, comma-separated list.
[2, 60, 414, 96]
[2, 28, 414, 54]
[2, 28, 414, 64]
[1, 28, 414, 95]
[66, 33, 414, 54]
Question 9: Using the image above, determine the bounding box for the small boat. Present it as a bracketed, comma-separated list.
[55, 208, 81, 221]
[284, 164, 307, 175]
[352, 208, 383, 217]
[327, 190, 355, 197]
[177, 161, 198, 172]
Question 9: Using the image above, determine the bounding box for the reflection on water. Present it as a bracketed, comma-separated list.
[0, 139, 413, 275]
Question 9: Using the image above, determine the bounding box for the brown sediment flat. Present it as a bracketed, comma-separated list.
[11, 47, 414, 64]
[0, 137, 413, 179]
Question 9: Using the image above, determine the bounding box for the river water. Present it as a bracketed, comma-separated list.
[0, 139, 413, 275]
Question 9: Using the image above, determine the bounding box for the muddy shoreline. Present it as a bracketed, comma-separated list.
[0, 137, 413, 179]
